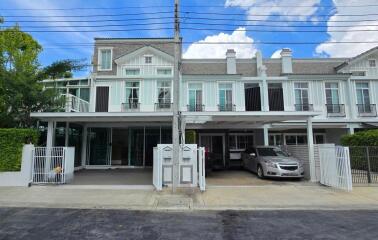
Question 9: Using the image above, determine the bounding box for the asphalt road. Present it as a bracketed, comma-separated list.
[0, 208, 378, 240]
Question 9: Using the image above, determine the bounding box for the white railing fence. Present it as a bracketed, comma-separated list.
[32, 147, 75, 184]
[198, 147, 206, 191]
[64, 93, 89, 112]
[153, 147, 163, 191]
[319, 145, 353, 191]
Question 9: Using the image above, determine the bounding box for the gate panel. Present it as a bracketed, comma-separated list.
[198, 147, 206, 191]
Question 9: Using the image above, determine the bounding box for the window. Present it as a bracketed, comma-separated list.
[369, 59, 376, 68]
[229, 134, 254, 150]
[269, 134, 283, 146]
[98, 48, 112, 70]
[157, 68, 172, 75]
[268, 83, 284, 111]
[188, 83, 203, 111]
[285, 135, 308, 145]
[125, 82, 140, 109]
[157, 81, 171, 108]
[145, 56, 152, 64]
[125, 68, 140, 76]
[294, 82, 310, 111]
[219, 83, 233, 111]
[325, 82, 341, 114]
[356, 82, 372, 113]
[351, 71, 366, 76]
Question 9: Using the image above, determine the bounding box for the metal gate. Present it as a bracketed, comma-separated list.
[319, 145, 352, 191]
[349, 146, 378, 184]
[32, 147, 75, 184]
[198, 147, 206, 191]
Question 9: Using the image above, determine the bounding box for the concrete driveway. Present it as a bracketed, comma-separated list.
[1, 208, 378, 240]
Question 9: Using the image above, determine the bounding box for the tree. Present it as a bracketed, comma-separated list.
[0, 25, 87, 128]
[39, 59, 88, 80]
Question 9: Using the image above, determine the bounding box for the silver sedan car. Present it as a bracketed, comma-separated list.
[242, 146, 305, 179]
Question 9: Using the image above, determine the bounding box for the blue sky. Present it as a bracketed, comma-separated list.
[1, 0, 377, 76]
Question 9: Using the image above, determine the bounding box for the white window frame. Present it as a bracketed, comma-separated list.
[368, 59, 376, 68]
[123, 67, 141, 76]
[268, 133, 284, 146]
[283, 133, 326, 145]
[125, 81, 140, 104]
[228, 133, 254, 151]
[144, 55, 153, 64]
[97, 47, 113, 71]
[324, 82, 340, 105]
[187, 82, 204, 108]
[156, 80, 172, 104]
[293, 82, 310, 106]
[156, 67, 173, 76]
[217, 82, 235, 110]
[355, 82, 371, 105]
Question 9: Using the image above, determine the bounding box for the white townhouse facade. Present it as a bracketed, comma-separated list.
[33, 38, 378, 172]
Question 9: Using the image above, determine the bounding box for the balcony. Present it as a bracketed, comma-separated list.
[294, 104, 313, 112]
[357, 104, 377, 117]
[155, 102, 172, 111]
[122, 102, 140, 112]
[64, 94, 89, 112]
[218, 104, 236, 112]
[326, 104, 346, 117]
[187, 104, 205, 112]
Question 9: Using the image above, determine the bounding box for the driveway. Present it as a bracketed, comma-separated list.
[0, 208, 378, 240]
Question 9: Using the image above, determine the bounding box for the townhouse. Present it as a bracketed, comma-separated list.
[33, 38, 378, 173]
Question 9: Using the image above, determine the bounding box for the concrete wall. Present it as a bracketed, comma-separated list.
[0, 145, 34, 187]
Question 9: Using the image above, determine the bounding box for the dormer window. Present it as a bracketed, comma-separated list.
[98, 48, 112, 71]
[369, 59, 376, 68]
[145, 56, 152, 64]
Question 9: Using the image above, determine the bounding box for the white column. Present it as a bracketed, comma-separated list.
[262, 79, 269, 112]
[346, 77, 355, 119]
[349, 126, 355, 135]
[65, 122, 69, 147]
[46, 121, 54, 149]
[81, 125, 88, 167]
[307, 117, 316, 182]
[263, 125, 269, 146]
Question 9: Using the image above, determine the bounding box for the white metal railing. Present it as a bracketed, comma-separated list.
[64, 93, 89, 112]
[198, 147, 206, 191]
[32, 147, 75, 184]
[319, 145, 352, 191]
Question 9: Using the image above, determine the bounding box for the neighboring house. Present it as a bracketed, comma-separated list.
[32, 38, 378, 171]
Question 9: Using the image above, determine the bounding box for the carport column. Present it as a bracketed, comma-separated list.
[263, 125, 269, 146]
[64, 122, 69, 147]
[45, 121, 54, 179]
[81, 125, 88, 167]
[307, 117, 316, 182]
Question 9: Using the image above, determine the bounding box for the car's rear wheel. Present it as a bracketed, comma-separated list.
[257, 165, 264, 179]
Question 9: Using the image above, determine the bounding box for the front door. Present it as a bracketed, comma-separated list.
[96, 86, 109, 112]
[88, 128, 111, 166]
[200, 134, 225, 170]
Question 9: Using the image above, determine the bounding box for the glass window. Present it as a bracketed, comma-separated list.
[99, 49, 112, 70]
[315, 134, 325, 144]
[294, 82, 309, 111]
[356, 83, 370, 105]
[157, 81, 171, 104]
[157, 68, 172, 75]
[369, 59, 376, 67]
[325, 83, 339, 105]
[125, 69, 140, 76]
[219, 83, 233, 111]
[125, 82, 140, 107]
[269, 134, 283, 146]
[229, 135, 253, 150]
[188, 83, 203, 111]
[145, 56, 152, 64]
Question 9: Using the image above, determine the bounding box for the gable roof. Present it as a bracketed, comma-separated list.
[114, 45, 174, 64]
[335, 46, 378, 71]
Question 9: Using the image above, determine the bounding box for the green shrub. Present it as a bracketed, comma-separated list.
[185, 130, 197, 144]
[0, 128, 39, 171]
[341, 130, 378, 146]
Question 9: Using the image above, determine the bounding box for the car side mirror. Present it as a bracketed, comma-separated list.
[249, 153, 256, 157]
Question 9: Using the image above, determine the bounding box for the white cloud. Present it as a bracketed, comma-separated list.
[225, 0, 321, 22]
[271, 49, 282, 58]
[316, 0, 378, 57]
[183, 27, 257, 59]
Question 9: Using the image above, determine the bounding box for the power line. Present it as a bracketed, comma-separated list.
[2, 16, 175, 23]
[184, 11, 378, 18]
[1, 11, 173, 18]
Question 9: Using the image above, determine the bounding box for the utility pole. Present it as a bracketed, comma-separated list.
[172, 0, 181, 192]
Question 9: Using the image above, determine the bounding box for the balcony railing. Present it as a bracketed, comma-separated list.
[187, 104, 205, 112]
[294, 104, 313, 112]
[155, 102, 172, 111]
[218, 104, 236, 112]
[122, 102, 140, 112]
[64, 94, 89, 112]
[357, 104, 377, 117]
[326, 104, 346, 117]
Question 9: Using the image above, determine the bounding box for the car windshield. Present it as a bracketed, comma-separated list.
[257, 148, 288, 157]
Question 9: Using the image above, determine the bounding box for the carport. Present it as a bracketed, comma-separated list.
[182, 111, 320, 185]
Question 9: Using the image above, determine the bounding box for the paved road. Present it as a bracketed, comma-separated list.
[0, 208, 378, 240]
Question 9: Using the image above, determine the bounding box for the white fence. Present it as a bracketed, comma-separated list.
[32, 147, 75, 184]
[319, 145, 353, 191]
[153, 144, 206, 191]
